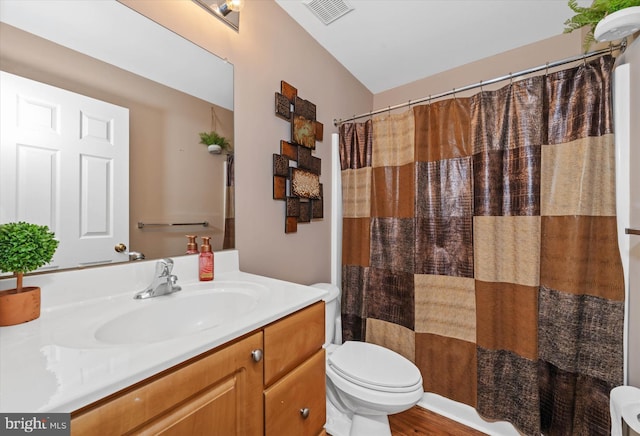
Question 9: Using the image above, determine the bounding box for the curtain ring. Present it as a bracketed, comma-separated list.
[609, 43, 613, 55]
[509, 72, 513, 85]
[452, 87, 457, 100]
[583, 54, 587, 67]
[545, 62, 549, 76]
[408, 99, 412, 109]
[479, 80, 483, 94]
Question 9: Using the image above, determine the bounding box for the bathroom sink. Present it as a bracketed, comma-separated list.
[94, 285, 262, 344]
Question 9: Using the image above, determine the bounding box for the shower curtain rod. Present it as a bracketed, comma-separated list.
[333, 41, 625, 127]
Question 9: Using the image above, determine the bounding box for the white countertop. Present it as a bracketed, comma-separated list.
[0, 251, 327, 413]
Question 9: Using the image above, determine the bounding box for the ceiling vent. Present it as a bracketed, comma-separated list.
[303, 0, 354, 25]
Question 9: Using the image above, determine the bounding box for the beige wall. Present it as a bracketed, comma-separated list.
[119, 0, 372, 284]
[374, 31, 585, 109]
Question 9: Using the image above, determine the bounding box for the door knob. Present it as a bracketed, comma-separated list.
[251, 349, 263, 362]
[300, 408, 310, 419]
[115, 243, 127, 253]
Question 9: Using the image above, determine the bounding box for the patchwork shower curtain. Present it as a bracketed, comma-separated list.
[339, 55, 624, 435]
[223, 154, 235, 249]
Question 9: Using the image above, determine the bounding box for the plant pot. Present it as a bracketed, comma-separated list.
[595, 6, 640, 42]
[208, 144, 222, 154]
[0, 286, 41, 326]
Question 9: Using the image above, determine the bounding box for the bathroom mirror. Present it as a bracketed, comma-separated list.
[0, 1, 234, 273]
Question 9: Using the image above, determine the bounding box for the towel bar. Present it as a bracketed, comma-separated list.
[138, 221, 209, 229]
[625, 228, 640, 236]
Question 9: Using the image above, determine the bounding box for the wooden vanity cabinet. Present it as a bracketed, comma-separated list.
[70, 331, 264, 435]
[264, 302, 326, 436]
[70, 302, 326, 435]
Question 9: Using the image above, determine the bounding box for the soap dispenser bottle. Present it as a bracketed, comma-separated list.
[186, 235, 198, 254]
[199, 236, 213, 281]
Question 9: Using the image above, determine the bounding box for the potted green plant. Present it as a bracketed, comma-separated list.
[564, 0, 640, 50]
[199, 131, 232, 154]
[0, 222, 59, 326]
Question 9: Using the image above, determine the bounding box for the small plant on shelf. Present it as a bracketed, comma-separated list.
[199, 131, 232, 154]
[564, 0, 640, 50]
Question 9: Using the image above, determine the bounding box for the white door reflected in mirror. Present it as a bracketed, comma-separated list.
[0, 71, 129, 270]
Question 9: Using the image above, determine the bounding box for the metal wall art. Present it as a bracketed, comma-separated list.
[273, 81, 324, 233]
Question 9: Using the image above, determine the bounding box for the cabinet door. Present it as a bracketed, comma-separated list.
[71, 332, 263, 435]
[264, 349, 326, 436]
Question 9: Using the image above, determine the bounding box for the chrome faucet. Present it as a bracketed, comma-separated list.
[134, 258, 181, 299]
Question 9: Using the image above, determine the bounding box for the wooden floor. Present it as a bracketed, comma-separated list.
[389, 405, 488, 436]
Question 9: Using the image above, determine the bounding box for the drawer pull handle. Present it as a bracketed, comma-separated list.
[300, 408, 310, 419]
[251, 349, 263, 362]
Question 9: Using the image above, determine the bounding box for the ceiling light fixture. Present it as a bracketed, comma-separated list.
[192, 0, 243, 31]
[217, 0, 244, 16]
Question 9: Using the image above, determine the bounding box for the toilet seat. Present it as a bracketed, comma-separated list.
[328, 341, 422, 393]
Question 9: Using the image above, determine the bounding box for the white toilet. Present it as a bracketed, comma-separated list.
[313, 283, 424, 436]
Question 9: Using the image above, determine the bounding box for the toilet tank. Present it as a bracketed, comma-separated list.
[311, 283, 340, 346]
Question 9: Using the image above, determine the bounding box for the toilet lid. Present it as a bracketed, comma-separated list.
[328, 341, 422, 392]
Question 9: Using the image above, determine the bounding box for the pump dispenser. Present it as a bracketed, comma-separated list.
[186, 235, 198, 254]
[199, 236, 213, 281]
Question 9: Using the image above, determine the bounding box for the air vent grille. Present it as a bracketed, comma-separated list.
[303, 0, 354, 25]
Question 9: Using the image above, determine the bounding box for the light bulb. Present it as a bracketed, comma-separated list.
[217, 0, 243, 16]
[226, 0, 244, 11]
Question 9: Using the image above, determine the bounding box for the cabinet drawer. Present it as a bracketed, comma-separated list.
[264, 349, 326, 436]
[264, 301, 324, 386]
